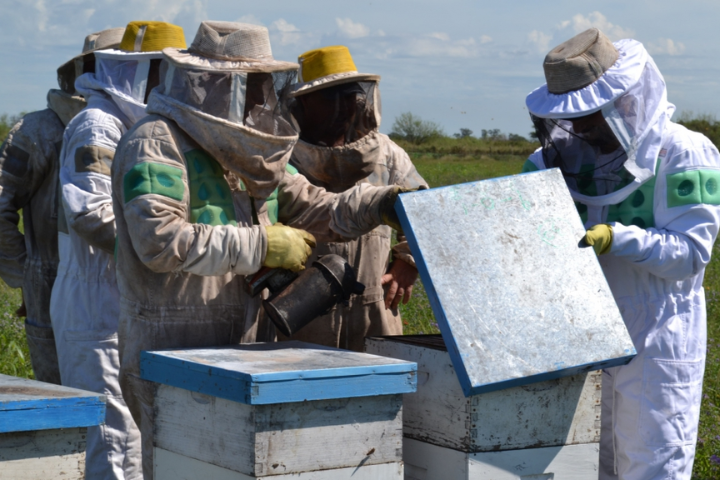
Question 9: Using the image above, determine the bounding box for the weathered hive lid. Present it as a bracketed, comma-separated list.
[395, 168, 636, 396]
[141, 341, 417, 404]
[0, 374, 106, 433]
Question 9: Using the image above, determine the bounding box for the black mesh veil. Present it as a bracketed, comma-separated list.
[288, 81, 380, 146]
[531, 113, 633, 198]
[159, 60, 298, 137]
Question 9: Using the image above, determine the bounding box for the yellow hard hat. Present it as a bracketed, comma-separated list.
[119, 21, 186, 52]
[291, 45, 379, 97]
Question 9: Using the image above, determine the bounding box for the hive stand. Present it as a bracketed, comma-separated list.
[366, 336, 601, 480]
[0, 373, 107, 479]
[141, 341, 417, 479]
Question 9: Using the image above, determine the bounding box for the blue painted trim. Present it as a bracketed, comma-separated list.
[395, 193, 475, 395]
[0, 398, 106, 433]
[141, 351, 417, 405]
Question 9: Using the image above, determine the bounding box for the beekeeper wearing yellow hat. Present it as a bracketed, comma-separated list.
[50, 21, 186, 480]
[0, 28, 124, 387]
[282, 45, 428, 351]
[110, 21, 409, 478]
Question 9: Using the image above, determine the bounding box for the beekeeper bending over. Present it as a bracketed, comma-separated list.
[111, 21, 410, 478]
[523, 28, 719, 479]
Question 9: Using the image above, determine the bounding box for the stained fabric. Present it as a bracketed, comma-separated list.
[286, 132, 428, 351]
[51, 67, 142, 479]
[0, 93, 82, 385]
[526, 121, 720, 479]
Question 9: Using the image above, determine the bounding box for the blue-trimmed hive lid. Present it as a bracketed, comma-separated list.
[395, 168, 636, 397]
[0, 374, 106, 433]
[141, 341, 417, 405]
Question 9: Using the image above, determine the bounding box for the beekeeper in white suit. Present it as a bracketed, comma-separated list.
[523, 28, 719, 479]
[50, 21, 186, 480]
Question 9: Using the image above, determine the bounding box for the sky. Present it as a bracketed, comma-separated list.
[1, 0, 719, 138]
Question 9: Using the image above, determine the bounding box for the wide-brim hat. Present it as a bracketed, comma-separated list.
[163, 21, 298, 73]
[57, 27, 125, 79]
[290, 45, 379, 97]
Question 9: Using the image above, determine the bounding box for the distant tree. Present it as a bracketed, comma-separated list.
[390, 112, 445, 144]
[453, 128, 473, 139]
[481, 128, 506, 141]
[508, 133, 528, 142]
[528, 129, 539, 140]
[0, 113, 24, 143]
[676, 111, 720, 149]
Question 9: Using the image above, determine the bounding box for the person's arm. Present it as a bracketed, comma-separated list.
[0, 121, 31, 288]
[60, 111, 120, 254]
[610, 146, 720, 280]
[116, 133, 266, 276]
[277, 169, 394, 241]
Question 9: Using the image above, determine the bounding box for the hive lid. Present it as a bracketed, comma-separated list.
[395, 168, 636, 396]
[0, 374, 106, 433]
[141, 341, 417, 405]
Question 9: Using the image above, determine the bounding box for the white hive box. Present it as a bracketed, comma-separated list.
[141, 341, 417, 479]
[366, 336, 601, 480]
[0, 373, 107, 480]
[395, 168, 636, 395]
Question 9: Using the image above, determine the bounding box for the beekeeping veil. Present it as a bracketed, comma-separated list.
[526, 28, 674, 206]
[74, 21, 186, 126]
[147, 21, 300, 198]
[287, 46, 383, 191]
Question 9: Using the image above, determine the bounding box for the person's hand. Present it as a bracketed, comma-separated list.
[381, 259, 419, 310]
[263, 224, 316, 272]
[379, 186, 424, 232]
[583, 224, 613, 255]
[15, 299, 26, 318]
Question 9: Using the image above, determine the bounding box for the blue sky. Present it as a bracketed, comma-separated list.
[1, 0, 719, 138]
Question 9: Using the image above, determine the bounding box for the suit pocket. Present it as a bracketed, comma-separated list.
[639, 357, 703, 446]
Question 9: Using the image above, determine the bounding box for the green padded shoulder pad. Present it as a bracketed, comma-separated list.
[186, 149, 238, 226]
[124, 162, 184, 204]
[521, 159, 539, 173]
[285, 163, 299, 175]
[667, 169, 720, 208]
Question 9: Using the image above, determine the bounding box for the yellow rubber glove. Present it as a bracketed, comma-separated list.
[583, 224, 613, 255]
[263, 224, 317, 272]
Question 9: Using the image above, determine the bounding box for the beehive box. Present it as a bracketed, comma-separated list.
[366, 336, 601, 479]
[141, 341, 417, 479]
[0, 373, 106, 479]
[395, 168, 636, 395]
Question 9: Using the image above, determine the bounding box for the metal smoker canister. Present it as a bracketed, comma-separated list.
[263, 254, 365, 337]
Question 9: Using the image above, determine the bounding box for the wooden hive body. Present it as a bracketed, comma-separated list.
[142, 341, 417, 479]
[366, 336, 601, 479]
[0, 373, 107, 479]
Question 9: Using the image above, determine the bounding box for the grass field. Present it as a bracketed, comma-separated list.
[0, 150, 717, 477]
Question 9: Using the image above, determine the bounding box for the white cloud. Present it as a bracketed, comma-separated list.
[269, 18, 313, 47]
[429, 32, 450, 41]
[235, 14, 263, 26]
[527, 30, 552, 53]
[565, 12, 634, 40]
[335, 17, 369, 39]
[646, 38, 686, 56]
[480, 35, 492, 45]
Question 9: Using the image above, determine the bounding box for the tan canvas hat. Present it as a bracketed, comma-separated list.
[56, 28, 125, 92]
[543, 28, 619, 94]
[290, 45, 380, 97]
[162, 21, 297, 73]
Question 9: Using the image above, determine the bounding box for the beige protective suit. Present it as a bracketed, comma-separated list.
[112, 90, 394, 477]
[0, 90, 85, 383]
[286, 131, 428, 351]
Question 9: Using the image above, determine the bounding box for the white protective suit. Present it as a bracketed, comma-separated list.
[49, 49, 163, 479]
[524, 38, 719, 479]
[0, 90, 84, 384]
